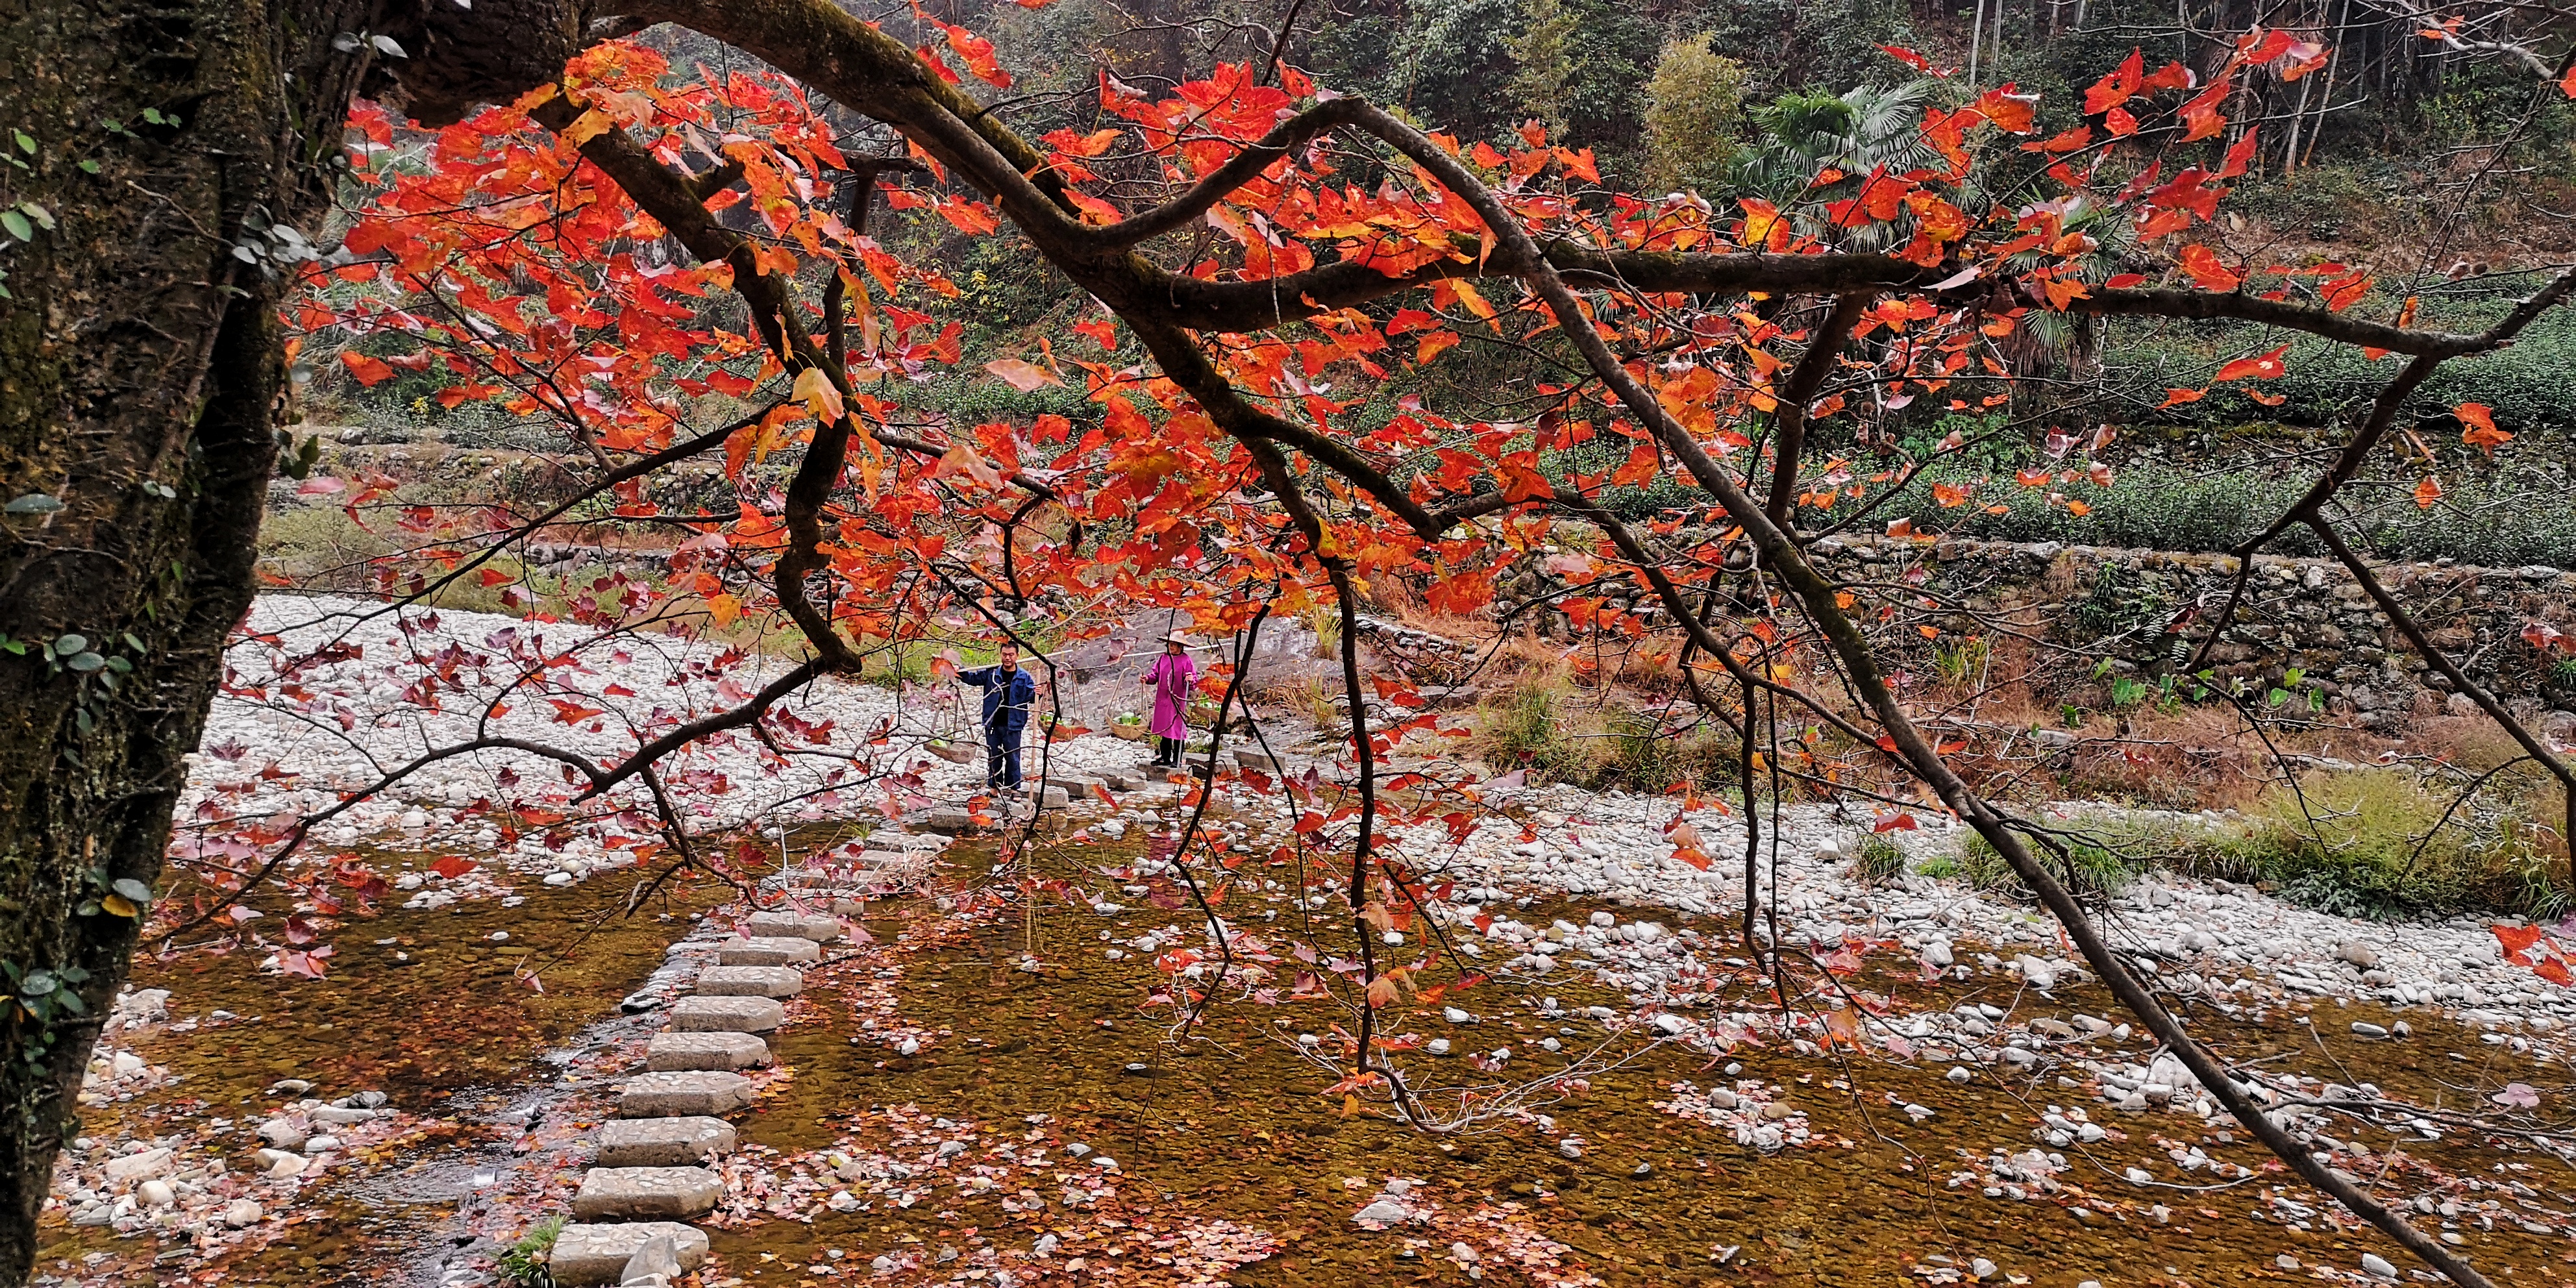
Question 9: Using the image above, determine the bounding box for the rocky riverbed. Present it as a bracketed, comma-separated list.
[40, 595, 2576, 1285]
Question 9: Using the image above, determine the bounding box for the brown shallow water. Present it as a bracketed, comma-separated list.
[36, 826, 2576, 1288]
[700, 839, 2576, 1287]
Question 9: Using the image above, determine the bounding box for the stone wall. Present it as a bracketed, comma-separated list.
[1496, 533, 2576, 728]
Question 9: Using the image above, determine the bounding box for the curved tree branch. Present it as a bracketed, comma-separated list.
[1764, 291, 1874, 531]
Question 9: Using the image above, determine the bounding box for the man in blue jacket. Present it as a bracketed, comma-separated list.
[958, 643, 1037, 792]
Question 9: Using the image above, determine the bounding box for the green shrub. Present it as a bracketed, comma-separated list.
[2226, 162, 2388, 238]
[1824, 452, 2576, 570]
[260, 501, 543, 613]
[259, 502, 397, 577]
[2119, 284, 2576, 438]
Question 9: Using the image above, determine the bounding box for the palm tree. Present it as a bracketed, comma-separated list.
[1732, 79, 1949, 248]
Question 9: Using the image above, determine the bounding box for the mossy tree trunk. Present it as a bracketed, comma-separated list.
[0, 0, 384, 1272]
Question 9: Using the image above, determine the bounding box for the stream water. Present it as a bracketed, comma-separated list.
[691, 854, 2576, 1287]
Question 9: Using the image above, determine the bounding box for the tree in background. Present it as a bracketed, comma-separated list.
[1504, 0, 1582, 135]
[1639, 32, 1750, 195]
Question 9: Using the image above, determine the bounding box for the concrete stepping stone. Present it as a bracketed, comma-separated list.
[596, 1115, 736, 1167]
[645, 1031, 770, 1072]
[744, 910, 842, 942]
[914, 804, 974, 834]
[619, 1071, 752, 1117]
[867, 830, 946, 850]
[694, 965, 803, 998]
[669, 995, 784, 1034]
[546, 1221, 709, 1285]
[571, 1165, 722, 1220]
[715, 935, 821, 966]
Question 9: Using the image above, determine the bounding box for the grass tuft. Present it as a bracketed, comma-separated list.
[2176, 771, 2564, 921]
[1850, 834, 1909, 886]
[498, 1215, 565, 1287]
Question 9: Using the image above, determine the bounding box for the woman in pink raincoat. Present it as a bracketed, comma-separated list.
[1140, 635, 1196, 769]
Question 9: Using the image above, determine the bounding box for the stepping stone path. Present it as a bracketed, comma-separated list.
[668, 995, 786, 1034]
[715, 935, 822, 967]
[545, 908, 847, 1286]
[573, 1166, 724, 1220]
[596, 1116, 736, 1167]
[695, 965, 805, 998]
[914, 804, 976, 834]
[743, 910, 841, 941]
[620, 1071, 755, 1118]
[644, 1031, 769, 1072]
